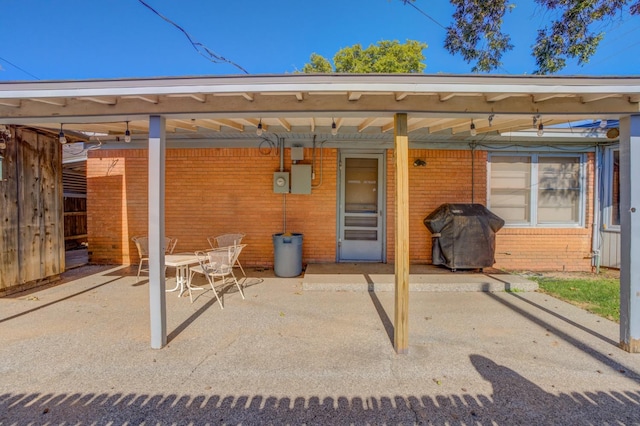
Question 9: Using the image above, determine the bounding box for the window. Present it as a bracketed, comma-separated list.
[603, 147, 620, 229]
[489, 154, 585, 227]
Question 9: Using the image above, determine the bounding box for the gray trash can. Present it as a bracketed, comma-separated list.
[273, 233, 303, 277]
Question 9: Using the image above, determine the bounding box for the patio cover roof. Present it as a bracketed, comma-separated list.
[2, 73, 639, 353]
[1, 73, 639, 140]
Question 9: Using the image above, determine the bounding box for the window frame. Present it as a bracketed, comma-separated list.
[602, 145, 620, 231]
[487, 152, 587, 228]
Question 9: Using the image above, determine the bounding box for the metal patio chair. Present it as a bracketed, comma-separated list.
[131, 236, 178, 281]
[207, 233, 246, 276]
[188, 244, 247, 306]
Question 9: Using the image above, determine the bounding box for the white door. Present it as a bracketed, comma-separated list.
[338, 152, 385, 261]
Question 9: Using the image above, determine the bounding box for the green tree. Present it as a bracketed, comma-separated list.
[301, 53, 333, 73]
[302, 40, 427, 73]
[403, 0, 640, 74]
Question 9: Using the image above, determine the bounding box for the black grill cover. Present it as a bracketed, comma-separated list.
[423, 203, 505, 270]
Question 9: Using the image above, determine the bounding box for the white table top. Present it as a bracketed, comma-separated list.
[165, 253, 201, 267]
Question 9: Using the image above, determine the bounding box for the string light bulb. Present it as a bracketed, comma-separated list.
[537, 122, 544, 137]
[124, 121, 131, 143]
[331, 119, 338, 136]
[58, 124, 67, 144]
[469, 120, 477, 137]
[256, 119, 263, 136]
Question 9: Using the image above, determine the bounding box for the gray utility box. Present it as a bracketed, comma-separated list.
[291, 164, 312, 194]
[273, 172, 290, 193]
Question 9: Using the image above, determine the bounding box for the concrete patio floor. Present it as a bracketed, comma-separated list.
[1, 264, 639, 424]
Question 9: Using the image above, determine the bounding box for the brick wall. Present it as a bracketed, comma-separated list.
[88, 147, 337, 266]
[87, 147, 595, 272]
[387, 149, 487, 264]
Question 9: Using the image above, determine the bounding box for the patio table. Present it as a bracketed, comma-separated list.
[164, 253, 201, 297]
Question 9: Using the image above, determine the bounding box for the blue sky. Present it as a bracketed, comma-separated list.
[1, 0, 639, 81]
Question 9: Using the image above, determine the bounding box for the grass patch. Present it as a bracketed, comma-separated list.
[531, 276, 620, 322]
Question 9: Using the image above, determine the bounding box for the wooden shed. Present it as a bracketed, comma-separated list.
[0, 126, 64, 296]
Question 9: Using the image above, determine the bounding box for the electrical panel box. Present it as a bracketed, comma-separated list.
[291, 146, 304, 161]
[273, 172, 290, 193]
[291, 164, 312, 194]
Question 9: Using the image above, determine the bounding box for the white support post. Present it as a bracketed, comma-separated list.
[620, 115, 640, 353]
[148, 115, 167, 349]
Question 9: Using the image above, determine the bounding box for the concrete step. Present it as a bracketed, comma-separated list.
[302, 264, 538, 292]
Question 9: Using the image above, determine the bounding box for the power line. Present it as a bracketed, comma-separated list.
[400, 0, 447, 30]
[137, 0, 249, 74]
[400, 1, 512, 74]
[0, 55, 40, 80]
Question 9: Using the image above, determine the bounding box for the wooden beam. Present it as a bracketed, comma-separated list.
[29, 97, 66, 106]
[381, 120, 395, 133]
[242, 92, 254, 101]
[167, 93, 206, 102]
[6, 94, 640, 121]
[394, 112, 410, 355]
[207, 118, 244, 131]
[277, 118, 292, 132]
[0, 99, 20, 107]
[122, 94, 159, 104]
[82, 96, 117, 105]
[348, 92, 362, 101]
[197, 119, 222, 131]
[408, 118, 441, 133]
[168, 119, 199, 132]
[309, 117, 316, 132]
[472, 117, 523, 134]
[485, 93, 515, 102]
[357, 117, 377, 132]
[395, 92, 410, 101]
[488, 93, 532, 103]
[452, 120, 483, 134]
[582, 94, 622, 103]
[439, 93, 456, 101]
[630, 95, 640, 103]
[295, 92, 304, 101]
[239, 118, 260, 127]
[428, 118, 470, 133]
[533, 93, 574, 103]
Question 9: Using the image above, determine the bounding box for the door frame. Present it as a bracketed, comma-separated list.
[336, 149, 387, 262]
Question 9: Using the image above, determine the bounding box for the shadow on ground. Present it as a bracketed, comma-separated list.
[2, 354, 639, 424]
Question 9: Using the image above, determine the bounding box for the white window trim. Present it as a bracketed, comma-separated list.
[487, 152, 587, 228]
[602, 145, 620, 232]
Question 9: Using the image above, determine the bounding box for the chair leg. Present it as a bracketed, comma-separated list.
[236, 259, 246, 277]
[211, 279, 224, 309]
[137, 260, 143, 282]
[188, 270, 207, 304]
[231, 271, 245, 299]
[206, 275, 224, 309]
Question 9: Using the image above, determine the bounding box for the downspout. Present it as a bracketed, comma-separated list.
[591, 144, 602, 273]
[279, 136, 284, 172]
[280, 136, 286, 233]
[470, 142, 476, 203]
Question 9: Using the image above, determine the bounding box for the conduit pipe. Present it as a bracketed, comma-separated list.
[591, 144, 602, 273]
